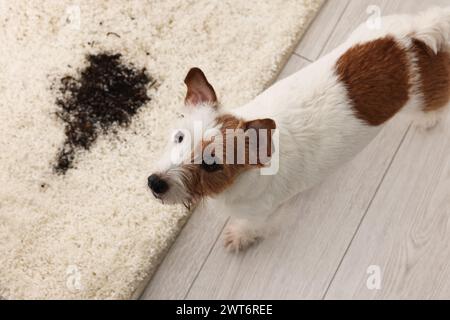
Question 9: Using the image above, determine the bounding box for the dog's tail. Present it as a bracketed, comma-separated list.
[413, 7, 450, 53]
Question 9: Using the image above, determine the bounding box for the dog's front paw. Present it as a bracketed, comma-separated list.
[223, 222, 259, 253]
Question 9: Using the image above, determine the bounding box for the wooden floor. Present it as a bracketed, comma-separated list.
[141, 0, 450, 300]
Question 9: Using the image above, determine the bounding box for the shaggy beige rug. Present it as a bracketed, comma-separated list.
[0, 0, 324, 299]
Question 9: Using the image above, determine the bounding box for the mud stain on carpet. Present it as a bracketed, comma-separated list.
[54, 53, 154, 174]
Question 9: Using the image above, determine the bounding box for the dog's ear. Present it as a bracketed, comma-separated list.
[184, 68, 217, 107]
[244, 118, 276, 165]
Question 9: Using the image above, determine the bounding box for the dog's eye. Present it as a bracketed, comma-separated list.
[201, 159, 223, 172]
[174, 131, 184, 144]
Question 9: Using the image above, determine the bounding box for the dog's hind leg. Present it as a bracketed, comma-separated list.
[408, 9, 450, 130]
[412, 41, 450, 130]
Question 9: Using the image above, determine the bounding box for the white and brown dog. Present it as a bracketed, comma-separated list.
[149, 7, 450, 252]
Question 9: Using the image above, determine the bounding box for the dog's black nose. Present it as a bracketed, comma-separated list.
[148, 174, 169, 195]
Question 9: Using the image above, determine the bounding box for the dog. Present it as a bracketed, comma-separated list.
[149, 7, 450, 252]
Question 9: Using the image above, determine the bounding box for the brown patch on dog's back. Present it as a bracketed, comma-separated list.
[410, 39, 450, 112]
[336, 37, 411, 126]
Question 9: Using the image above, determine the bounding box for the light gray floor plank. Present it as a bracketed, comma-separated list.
[140, 202, 228, 299]
[294, 0, 350, 61]
[325, 112, 450, 300]
[321, 0, 450, 56]
[141, 55, 310, 300]
[277, 54, 311, 80]
[319, 0, 450, 300]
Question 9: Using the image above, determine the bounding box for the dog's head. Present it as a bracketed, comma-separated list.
[148, 68, 276, 207]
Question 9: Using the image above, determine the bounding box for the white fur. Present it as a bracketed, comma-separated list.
[155, 104, 218, 204]
[159, 8, 450, 251]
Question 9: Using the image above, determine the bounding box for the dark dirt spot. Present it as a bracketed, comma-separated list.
[106, 32, 121, 38]
[54, 53, 154, 174]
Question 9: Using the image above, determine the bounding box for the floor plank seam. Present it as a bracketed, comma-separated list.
[321, 122, 413, 299]
[183, 217, 230, 299]
[292, 52, 313, 63]
[317, 0, 351, 59]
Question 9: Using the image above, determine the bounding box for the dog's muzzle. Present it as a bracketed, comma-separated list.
[148, 174, 169, 198]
